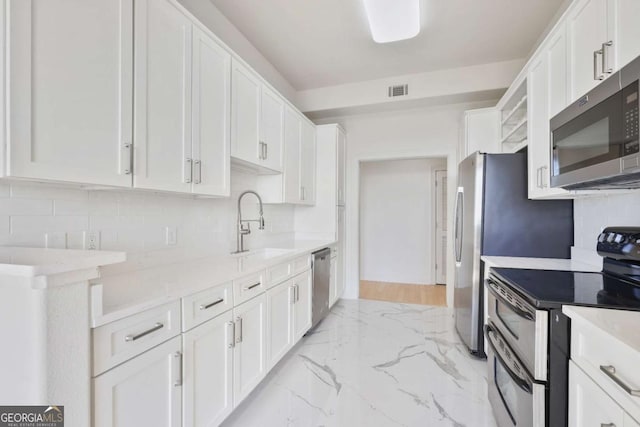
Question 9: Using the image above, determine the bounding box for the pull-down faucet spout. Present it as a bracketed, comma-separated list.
[232, 190, 265, 254]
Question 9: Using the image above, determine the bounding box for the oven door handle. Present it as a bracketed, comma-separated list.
[485, 324, 533, 394]
[486, 278, 535, 321]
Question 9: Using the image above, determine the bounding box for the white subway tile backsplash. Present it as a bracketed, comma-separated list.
[0, 198, 53, 216]
[54, 199, 90, 216]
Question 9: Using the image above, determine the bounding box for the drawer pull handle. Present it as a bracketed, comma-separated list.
[600, 365, 640, 397]
[125, 322, 164, 342]
[199, 298, 224, 311]
[601, 424, 616, 427]
[244, 282, 261, 291]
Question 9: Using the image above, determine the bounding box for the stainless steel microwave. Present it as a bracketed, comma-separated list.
[550, 55, 640, 189]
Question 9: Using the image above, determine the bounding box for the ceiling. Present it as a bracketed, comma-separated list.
[209, 0, 567, 91]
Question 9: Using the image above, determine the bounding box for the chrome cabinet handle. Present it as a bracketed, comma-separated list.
[601, 424, 616, 427]
[594, 49, 604, 81]
[602, 41, 613, 74]
[227, 321, 235, 348]
[264, 143, 268, 159]
[122, 142, 133, 175]
[193, 160, 202, 184]
[243, 282, 261, 291]
[185, 158, 193, 183]
[235, 317, 243, 343]
[173, 351, 182, 387]
[600, 365, 640, 396]
[199, 298, 224, 311]
[125, 322, 164, 342]
[290, 285, 296, 304]
[536, 167, 542, 189]
[296, 284, 300, 302]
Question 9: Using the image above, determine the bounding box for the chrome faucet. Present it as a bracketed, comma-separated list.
[232, 190, 265, 254]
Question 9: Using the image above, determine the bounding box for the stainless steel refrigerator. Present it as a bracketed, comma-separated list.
[453, 152, 574, 357]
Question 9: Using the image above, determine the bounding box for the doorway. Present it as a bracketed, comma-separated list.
[358, 158, 447, 306]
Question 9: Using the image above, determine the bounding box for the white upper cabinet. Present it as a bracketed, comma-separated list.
[615, 0, 640, 69]
[231, 60, 262, 167]
[548, 22, 569, 118]
[7, 0, 133, 187]
[134, 0, 193, 193]
[191, 25, 231, 197]
[337, 127, 346, 206]
[283, 105, 302, 203]
[300, 120, 317, 205]
[260, 86, 284, 172]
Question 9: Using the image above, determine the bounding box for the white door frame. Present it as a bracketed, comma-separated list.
[346, 150, 456, 307]
[434, 169, 447, 285]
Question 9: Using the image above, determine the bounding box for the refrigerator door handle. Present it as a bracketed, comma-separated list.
[454, 187, 464, 264]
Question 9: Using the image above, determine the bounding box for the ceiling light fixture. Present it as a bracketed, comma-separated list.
[362, 0, 421, 44]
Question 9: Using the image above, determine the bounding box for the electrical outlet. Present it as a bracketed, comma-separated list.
[45, 232, 67, 249]
[84, 231, 101, 250]
[165, 226, 177, 246]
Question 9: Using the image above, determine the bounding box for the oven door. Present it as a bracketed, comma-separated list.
[486, 275, 548, 382]
[550, 80, 639, 188]
[486, 323, 546, 427]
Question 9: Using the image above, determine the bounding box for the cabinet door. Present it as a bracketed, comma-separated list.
[233, 294, 267, 405]
[548, 22, 569, 118]
[615, 0, 640, 70]
[626, 413, 640, 427]
[337, 127, 346, 206]
[293, 270, 312, 341]
[183, 311, 234, 427]
[336, 206, 346, 298]
[266, 281, 294, 369]
[260, 86, 284, 172]
[567, 0, 609, 101]
[134, 0, 192, 192]
[300, 120, 317, 205]
[8, 0, 133, 187]
[94, 336, 182, 427]
[569, 361, 624, 427]
[283, 106, 302, 203]
[464, 109, 500, 154]
[329, 256, 337, 307]
[191, 26, 231, 197]
[231, 60, 261, 165]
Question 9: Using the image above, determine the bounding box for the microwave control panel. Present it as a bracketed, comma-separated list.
[623, 81, 639, 154]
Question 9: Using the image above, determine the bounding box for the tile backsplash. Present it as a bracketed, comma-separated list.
[0, 169, 295, 272]
[574, 191, 640, 254]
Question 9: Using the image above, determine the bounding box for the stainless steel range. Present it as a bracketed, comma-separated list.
[485, 227, 640, 427]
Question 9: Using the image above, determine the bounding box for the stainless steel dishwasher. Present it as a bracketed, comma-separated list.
[311, 248, 331, 328]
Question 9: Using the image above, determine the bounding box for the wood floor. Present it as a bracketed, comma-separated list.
[359, 280, 447, 306]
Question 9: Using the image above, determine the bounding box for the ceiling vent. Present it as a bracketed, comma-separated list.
[388, 84, 408, 97]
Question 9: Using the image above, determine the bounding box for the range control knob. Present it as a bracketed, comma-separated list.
[615, 234, 624, 243]
[607, 233, 616, 243]
[598, 233, 607, 243]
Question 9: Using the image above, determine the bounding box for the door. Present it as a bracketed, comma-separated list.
[615, 0, 640, 70]
[300, 120, 316, 204]
[93, 336, 182, 427]
[266, 281, 294, 369]
[183, 311, 234, 427]
[568, 0, 609, 101]
[191, 25, 231, 197]
[8, 0, 133, 187]
[453, 152, 484, 353]
[434, 170, 447, 285]
[283, 106, 302, 203]
[233, 294, 267, 405]
[337, 127, 346, 206]
[260, 86, 284, 172]
[549, 22, 569, 118]
[569, 361, 625, 427]
[231, 60, 261, 165]
[134, 0, 192, 192]
[528, 54, 552, 199]
[293, 269, 312, 341]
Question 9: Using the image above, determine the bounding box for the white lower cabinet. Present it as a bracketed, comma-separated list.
[183, 311, 234, 427]
[329, 255, 337, 307]
[292, 270, 312, 342]
[569, 361, 625, 427]
[93, 336, 182, 427]
[232, 294, 267, 405]
[266, 281, 294, 369]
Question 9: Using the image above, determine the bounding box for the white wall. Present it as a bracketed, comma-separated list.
[177, 0, 297, 103]
[0, 170, 295, 276]
[316, 100, 497, 307]
[359, 158, 446, 285]
[573, 191, 640, 265]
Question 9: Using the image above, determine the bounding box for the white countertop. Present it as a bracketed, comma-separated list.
[0, 246, 125, 280]
[563, 305, 640, 354]
[481, 256, 601, 272]
[92, 240, 335, 327]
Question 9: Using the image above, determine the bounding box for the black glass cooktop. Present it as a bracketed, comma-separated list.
[491, 268, 640, 310]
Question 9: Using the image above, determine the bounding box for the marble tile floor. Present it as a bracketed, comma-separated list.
[222, 299, 498, 427]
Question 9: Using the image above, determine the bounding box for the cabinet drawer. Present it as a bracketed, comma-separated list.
[627, 413, 640, 427]
[182, 282, 232, 331]
[233, 271, 265, 305]
[93, 301, 181, 376]
[569, 361, 624, 427]
[572, 318, 640, 421]
[265, 261, 291, 289]
[292, 255, 311, 275]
